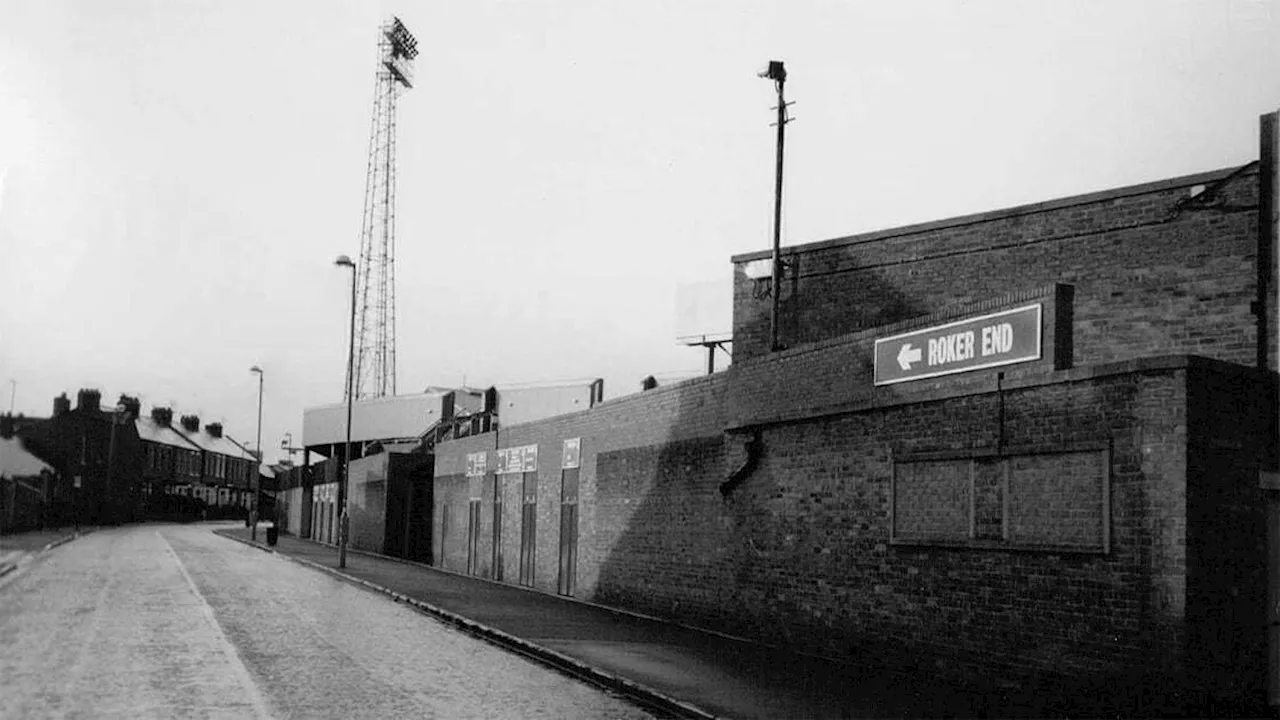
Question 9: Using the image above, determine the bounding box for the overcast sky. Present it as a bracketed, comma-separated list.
[1, 0, 1277, 463]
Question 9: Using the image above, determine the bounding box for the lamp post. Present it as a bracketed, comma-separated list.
[249, 365, 263, 541]
[758, 60, 790, 352]
[105, 403, 126, 526]
[335, 254, 356, 568]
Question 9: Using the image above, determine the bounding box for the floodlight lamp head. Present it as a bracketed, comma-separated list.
[250, 365, 263, 376]
[388, 17, 419, 60]
[759, 60, 786, 82]
[335, 254, 355, 268]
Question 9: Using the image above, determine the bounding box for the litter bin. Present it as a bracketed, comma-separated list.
[266, 525, 278, 546]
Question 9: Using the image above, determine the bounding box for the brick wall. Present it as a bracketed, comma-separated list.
[433, 350, 1273, 710]
[733, 167, 1263, 371]
[347, 453, 389, 554]
[432, 353, 1280, 707]
[703, 362, 1196, 699]
[434, 373, 730, 596]
[725, 284, 1071, 430]
[1184, 361, 1278, 709]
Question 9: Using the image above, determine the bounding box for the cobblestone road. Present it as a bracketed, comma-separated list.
[0, 522, 654, 719]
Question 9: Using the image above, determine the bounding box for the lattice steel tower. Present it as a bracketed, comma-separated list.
[350, 16, 418, 400]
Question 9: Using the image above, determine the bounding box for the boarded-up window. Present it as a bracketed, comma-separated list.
[892, 447, 1109, 553]
[892, 460, 969, 543]
[1008, 452, 1106, 549]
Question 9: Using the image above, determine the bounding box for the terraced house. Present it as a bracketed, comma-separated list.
[136, 407, 202, 495]
[168, 415, 256, 510]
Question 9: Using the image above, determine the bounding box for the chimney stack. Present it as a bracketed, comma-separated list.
[180, 415, 200, 433]
[53, 393, 71, 417]
[77, 388, 101, 412]
[117, 394, 141, 419]
[151, 407, 173, 426]
[205, 422, 223, 438]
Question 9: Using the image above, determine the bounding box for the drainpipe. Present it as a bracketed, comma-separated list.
[1258, 111, 1277, 370]
[720, 430, 762, 497]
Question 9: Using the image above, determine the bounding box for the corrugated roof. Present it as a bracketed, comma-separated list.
[0, 436, 53, 478]
[135, 417, 202, 451]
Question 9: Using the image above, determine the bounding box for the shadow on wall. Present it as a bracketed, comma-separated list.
[585, 310, 1267, 716]
[589, 365, 918, 657]
[736, 257, 931, 358]
[590, 268, 937, 652]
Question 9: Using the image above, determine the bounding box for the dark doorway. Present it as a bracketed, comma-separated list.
[384, 462, 410, 558]
[467, 499, 482, 575]
[492, 474, 504, 581]
[558, 467, 579, 596]
[403, 461, 433, 563]
[519, 471, 537, 587]
[439, 502, 450, 567]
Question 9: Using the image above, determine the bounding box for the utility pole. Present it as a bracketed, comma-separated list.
[8, 379, 14, 415]
[759, 60, 792, 352]
[335, 254, 358, 568]
[250, 366, 264, 541]
[280, 432, 303, 463]
[105, 404, 126, 525]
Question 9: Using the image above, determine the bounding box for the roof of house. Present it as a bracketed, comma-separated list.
[0, 436, 53, 478]
[200, 430, 249, 460]
[169, 423, 246, 459]
[223, 434, 257, 461]
[135, 416, 202, 452]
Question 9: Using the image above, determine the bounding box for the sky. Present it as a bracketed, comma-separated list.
[1, 0, 1277, 463]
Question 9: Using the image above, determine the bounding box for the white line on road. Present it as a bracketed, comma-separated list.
[159, 530, 276, 720]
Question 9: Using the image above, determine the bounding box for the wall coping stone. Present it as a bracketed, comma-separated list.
[435, 371, 732, 450]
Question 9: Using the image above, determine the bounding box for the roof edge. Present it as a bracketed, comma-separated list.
[731, 165, 1253, 263]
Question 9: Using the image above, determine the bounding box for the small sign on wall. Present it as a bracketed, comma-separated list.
[562, 438, 581, 469]
[465, 451, 487, 477]
[496, 444, 538, 474]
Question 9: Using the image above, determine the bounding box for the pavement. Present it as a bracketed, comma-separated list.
[0, 525, 92, 578]
[217, 526, 1039, 720]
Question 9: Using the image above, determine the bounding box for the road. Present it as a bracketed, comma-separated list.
[0, 522, 654, 719]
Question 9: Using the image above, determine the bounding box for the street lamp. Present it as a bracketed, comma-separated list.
[758, 59, 790, 352]
[249, 365, 264, 541]
[335, 254, 356, 568]
[105, 403, 126, 526]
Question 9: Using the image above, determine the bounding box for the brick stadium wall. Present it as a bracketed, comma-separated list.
[431, 356, 1279, 708]
[732, 166, 1263, 370]
[312, 481, 338, 545]
[278, 486, 302, 534]
[726, 284, 1071, 429]
[705, 360, 1193, 689]
[348, 454, 389, 554]
[433, 373, 729, 596]
[1183, 361, 1278, 709]
[433, 470, 471, 570]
